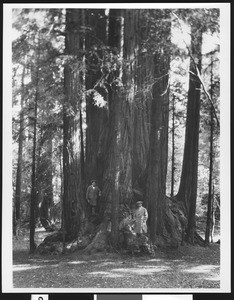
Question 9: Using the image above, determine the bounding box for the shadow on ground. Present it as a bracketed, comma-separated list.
[13, 234, 220, 289]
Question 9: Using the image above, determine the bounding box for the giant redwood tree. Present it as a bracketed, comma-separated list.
[84, 9, 140, 250]
[85, 9, 109, 188]
[145, 10, 171, 245]
[62, 9, 86, 240]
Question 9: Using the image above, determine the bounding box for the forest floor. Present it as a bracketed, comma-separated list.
[12, 228, 220, 290]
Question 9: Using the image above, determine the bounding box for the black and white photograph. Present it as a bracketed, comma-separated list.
[2, 2, 230, 293]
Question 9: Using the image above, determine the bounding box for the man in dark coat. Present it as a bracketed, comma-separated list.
[86, 180, 101, 215]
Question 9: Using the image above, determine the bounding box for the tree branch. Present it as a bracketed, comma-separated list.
[172, 12, 220, 128]
[193, 64, 220, 127]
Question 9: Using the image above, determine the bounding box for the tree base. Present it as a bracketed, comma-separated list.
[36, 197, 206, 255]
[36, 215, 103, 255]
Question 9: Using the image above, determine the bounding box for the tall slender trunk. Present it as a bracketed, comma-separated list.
[79, 109, 85, 187]
[15, 64, 26, 226]
[171, 94, 176, 198]
[205, 58, 214, 244]
[176, 25, 202, 244]
[39, 136, 53, 230]
[29, 63, 39, 253]
[210, 184, 215, 243]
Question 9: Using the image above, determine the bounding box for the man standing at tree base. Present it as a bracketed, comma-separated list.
[86, 180, 101, 215]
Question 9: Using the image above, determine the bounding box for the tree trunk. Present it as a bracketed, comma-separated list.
[144, 10, 170, 245]
[109, 9, 140, 247]
[39, 137, 54, 231]
[14, 63, 26, 232]
[205, 58, 214, 244]
[85, 9, 108, 191]
[29, 63, 39, 253]
[171, 94, 176, 197]
[210, 184, 215, 243]
[106, 9, 123, 248]
[84, 9, 138, 251]
[132, 11, 151, 191]
[79, 109, 85, 188]
[176, 25, 202, 244]
[146, 57, 170, 244]
[62, 9, 85, 241]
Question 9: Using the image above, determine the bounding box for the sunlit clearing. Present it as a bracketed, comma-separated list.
[105, 273, 123, 278]
[171, 20, 190, 49]
[82, 123, 88, 130]
[97, 261, 119, 267]
[111, 266, 170, 275]
[205, 275, 220, 281]
[86, 271, 124, 278]
[29, 259, 58, 263]
[13, 264, 41, 271]
[202, 32, 220, 54]
[184, 265, 218, 273]
[67, 261, 87, 265]
[88, 271, 110, 276]
[88, 266, 170, 278]
[145, 259, 162, 263]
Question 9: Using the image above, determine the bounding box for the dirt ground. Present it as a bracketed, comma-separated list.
[12, 229, 220, 290]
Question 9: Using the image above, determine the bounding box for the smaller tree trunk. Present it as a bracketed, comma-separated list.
[205, 58, 214, 244]
[39, 138, 54, 231]
[205, 110, 214, 244]
[171, 94, 176, 198]
[13, 206, 17, 236]
[15, 64, 26, 227]
[29, 68, 39, 253]
[176, 25, 202, 244]
[210, 184, 215, 243]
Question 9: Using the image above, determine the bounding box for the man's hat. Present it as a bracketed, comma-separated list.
[136, 201, 143, 205]
[91, 179, 96, 183]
